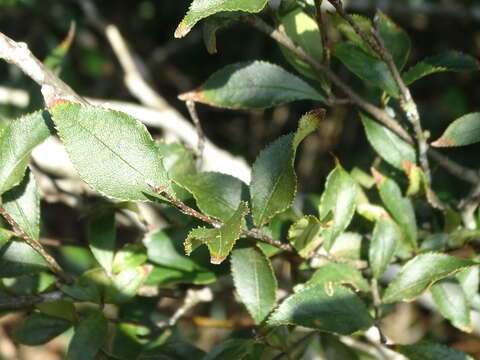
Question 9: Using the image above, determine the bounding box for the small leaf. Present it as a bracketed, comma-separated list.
[50, 102, 170, 201]
[251, 109, 324, 227]
[179, 61, 325, 109]
[112, 243, 147, 274]
[231, 245, 277, 324]
[360, 112, 416, 169]
[268, 283, 373, 334]
[175, 0, 267, 38]
[202, 13, 239, 54]
[304, 263, 370, 293]
[175, 172, 248, 222]
[67, 311, 108, 360]
[383, 253, 477, 303]
[431, 113, 480, 147]
[43, 22, 75, 75]
[376, 10, 410, 70]
[105, 265, 150, 304]
[430, 279, 472, 332]
[14, 313, 71, 345]
[88, 212, 116, 274]
[0, 110, 51, 194]
[334, 42, 399, 97]
[0, 240, 49, 277]
[288, 215, 323, 257]
[369, 218, 400, 279]
[318, 165, 357, 250]
[398, 341, 474, 360]
[403, 50, 479, 85]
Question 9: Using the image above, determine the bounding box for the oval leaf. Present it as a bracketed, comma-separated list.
[369, 218, 400, 279]
[431, 113, 480, 147]
[67, 311, 108, 360]
[377, 10, 410, 70]
[14, 313, 71, 345]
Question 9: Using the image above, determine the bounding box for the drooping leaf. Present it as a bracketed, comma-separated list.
[175, 0, 267, 38]
[431, 113, 480, 147]
[67, 311, 108, 360]
[304, 263, 370, 293]
[231, 245, 277, 324]
[50, 102, 170, 201]
[0, 240, 49, 277]
[179, 61, 325, 110]
[318, 165, 357, 250]
[403, 50, 479, 85]
[175, 172, 248, 222]
[376, 10, 410, 70]
[398, 341, 474, 360]
[112, 243, 147, 274]
[430, 279, 472, 332]
[105, 265, 150, 304]
[383, 253, 477, 303]
[369, 218, 400, 279]
[0, 110, 51, 195]
[360, 112, 416, 169]
[14, 313, 72, 346]
[202, 12, 240, 54]
[88, 212, 116, 274]
[268, 283, 373, 334]
[334, 41, 399, 97]
[288, 215, 323, 257]
[251, 109, 324, 227]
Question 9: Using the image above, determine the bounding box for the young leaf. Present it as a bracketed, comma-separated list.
[334, 42, 399, 98]
[50, 102, 170, 201]
[174, 172, 248, 222]
[0, 241, 49, 277]
[360, 112, 416, 170]
[399, 341, 474, 360]
[43, 22, 75, 75]
[231, 245, 277, 324]
[383, 253, 477, 303]
[112, 243, 147, 274]
[251, 109, 324, 227]
[67, 311, 108, 360]
[105, 265, 150, 304]
[376, 10, 410, 70]
[369, 218, 400, 279]
[268, 283, 373, 334]
[179, 61, 325, 110]
[403, 50, 479, 85]
[14, 313, 72, 346]
[185, 201, 249, 264]
[288, 215, 323, 257]
[0, 110, 51, 195]
[318, 165, 357, 250]
[88, 212, 116, 274]
[430, 279, 472, 332]
[431, 113, 480, 147]
[175, 0, 267, 38]
[304, 263, 370, 293]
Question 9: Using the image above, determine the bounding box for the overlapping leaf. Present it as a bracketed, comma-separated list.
[303, 263, 370, 293]
[369, 218, 400, 279]
[288, 215, 323, 257]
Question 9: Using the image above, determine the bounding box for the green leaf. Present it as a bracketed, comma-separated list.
[268, 283, 373, 334]
[334, 41, 399, 98]
[67, 311, 108, 360]
[332, 13, 373, 55]
[179, 61, 325, 110]
[430, 279, 472, 332]
[105, 266, 149, 304]
[140, 341, 206, 360]
[376, 10, 410, 70]
[88, 212, 116, 274]
[185, 202, 249, 264]
[43, 22, 75, 75]
[0, 110, 51, 194]
[288, 215, 323, 257]
[112, 243, 147, 274]
[104, 323, 148, 360]
[360, 112, 416, 169]
[403, 50, 479, 85]
[304, 263, 370, 293]
[202, 13, 240, 54]
[0, 228, 14, 248]
[14, 312, 72, 345]
[50, 102, 170, 201]
[369, 218, 400, 279]
[398, 341, 474, 360]
[0, 240, 49, 277]
[175, 172, 248, 222]
[231, 245, 277, 324]
[318, 165, 357, 250]
[251, 109, 323, 227]
[175, 0, 267, 38]
[431, 113, 480, 147]
[61, 267, 110, 303]
[457, 267, 480, 309]
[202, 339, 260, 360]
[383, 253, 477, 303]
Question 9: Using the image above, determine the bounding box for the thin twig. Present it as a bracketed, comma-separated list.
[185, 100, 205, 167]
[0, 291, 63, 310]
[314, 0, 331, 64]
[371, 278, 387, 344]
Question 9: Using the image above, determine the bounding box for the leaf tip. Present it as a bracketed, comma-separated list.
[431, 136, 454, 147]
[371, 167, 385, 186]
[210, 255, 226, 265]
[174, 23, 190, 38]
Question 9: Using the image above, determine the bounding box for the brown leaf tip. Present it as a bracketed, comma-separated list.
[431, 136, 454, 147]
[178, 90, 203, 102]
[174, 23, 190, 38]
[371, 167, 385, 186]
[210, 255, 226, 265]
[306, 108, 327, 120]
[401, 159, 414, 175]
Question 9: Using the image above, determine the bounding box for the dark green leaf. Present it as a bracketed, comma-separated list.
[288, 215, 323, 257]
[377, 10, 410, 70]
[67, 311, 108, 360]
[14, 313, 71, 345]
[104, 323, 148, 360]
[369, 218, 400, 279]
[88, 212, 116, 274]
[202, 13, 240, 54]
[304, 263, 370, 292]
[231, 245, 277, 324]
[140, 341, 206, 360]
[399, 341, 474, 360]
[50, 102, 170, 201]
[383, 253, 477, 303]
[203, 339, 259, 360]
[112, 244, 147, 274]
[179, 61, 325, 110]
[61, 267, 110, 303]
[321, 334, 360, 360]
[431, 113, 480, 147]
[0, 240, 49, 277]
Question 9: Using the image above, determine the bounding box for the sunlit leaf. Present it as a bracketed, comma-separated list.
[369, 218, 400, 279]
[431, 113, 480, 147]
[288, 215, 323, 257]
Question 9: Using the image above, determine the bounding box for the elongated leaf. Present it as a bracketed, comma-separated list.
[288, 215, 322, 257]
[377, 10, 410, 70]
[431, 113, 480, 147]
[179, 61, 324, 110]
[369, 218, 400, 279]
[0, 240, 49, 277]
[88, 212, 116, 274]
[231, 245, 277, 324]
[185, 202, 249, 264]
[403, 50, 479, 85]
[50, 102, 170, 201]
[14, 313, 71, 345]
[399, 341, 474, 360]
[383, 253, 477, 303]
[67, 311, 108, 360]
[334, 42, 399, 97]
[360, 113, 416, 169]
[430, 279, 472, 332]
[175, 0, 267, 38]
[174, 172, 248, 222]
[44, 22, 75, 75]
[0, 110, 51, 194]
[251, 110, 323, 227]
[457, 267, 480, 309]
[318, 165, 357, 250]
[304, 263, 370, 293]
[268, 283, 373, 334]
